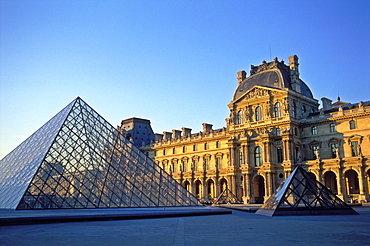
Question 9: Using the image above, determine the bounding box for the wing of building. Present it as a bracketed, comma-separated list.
[136, 55, 370, 204]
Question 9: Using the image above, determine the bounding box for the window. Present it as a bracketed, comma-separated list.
[255, 146, 263, 167]
[193, 159, 198, 171]
[216, 141, 220, 148]
[312, 145, 320, 159]
[182, 146, 186, 153]
[351, 141, 359, 156]
[255, 106, 263, 121]
[237, 110, 243, 124]
[274, 102, 282, 118]
[291, 101, 296, 117]
[330, 143, 339, 158]
[172, 148, 176, 154]
[204, 143, 208, 150]
[275, 128, 281, 136]
[330, 123, 336, 132]
[182, 160, 187, 172]
[311, 126, 318, 135]
[301, 105, 306, 115]
[350, 120, 356, 129]
[163, 149, 166, 155]
[277, 146, 283, 163]
[193, 144, 197, 151]
[204, 158, 209, 170]
[216, 157, 221, 169]
[239, 150, 243, 166]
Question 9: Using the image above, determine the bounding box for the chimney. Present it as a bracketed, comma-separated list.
[288, 55, 301, 93]
[172, 129, 181, 139]
[163, 131, 172, 140]
[237, 71, 246, 84]
[321, 97, 332, 111]
[202, 123, 213, 133]
[154, 133, 164, 141]
[181, 127, 192, 137]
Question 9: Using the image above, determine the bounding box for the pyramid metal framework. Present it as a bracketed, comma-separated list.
[256, 166, 358, 216]
[212, 188, 243, 205]
[0, 97, 200, 209]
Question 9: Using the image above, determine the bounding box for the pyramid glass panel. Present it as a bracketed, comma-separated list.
[0, 97, 200, 209]
[256, 166, 358, 216]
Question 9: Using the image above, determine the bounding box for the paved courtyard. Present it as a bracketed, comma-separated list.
[1, 205, 369, 246]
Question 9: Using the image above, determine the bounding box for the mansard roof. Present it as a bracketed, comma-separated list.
[233, 57, 313, 100]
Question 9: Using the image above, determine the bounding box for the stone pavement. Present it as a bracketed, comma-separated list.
[0, 205, 369, 246]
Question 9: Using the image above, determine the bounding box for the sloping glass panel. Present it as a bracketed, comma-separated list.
[0, 99, 76, 209]
[0, 97, 200, 209]
[256, 166, 358, 216]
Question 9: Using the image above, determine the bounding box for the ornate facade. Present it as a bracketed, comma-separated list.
[139, 55, 370, 204]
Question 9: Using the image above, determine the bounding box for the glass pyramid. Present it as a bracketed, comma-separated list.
[0, 97, 200, 209]
[213, 188, 242, 205]
[256, 166, 358, 216]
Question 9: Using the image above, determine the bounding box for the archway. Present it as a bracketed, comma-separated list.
[345, 170, 359, 202]
[194, 180, 202, 200]
[219, 178, 228, 193]
[324, 171, 338, 194]
[183, 180, 191, 193]
[253, 175, 265, 204]
[207, 179, 215, 200]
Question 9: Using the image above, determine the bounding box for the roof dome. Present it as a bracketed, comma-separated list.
[233, 57, 313, 100]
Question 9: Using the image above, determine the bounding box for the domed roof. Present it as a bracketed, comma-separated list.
[233, 58, 313, 101]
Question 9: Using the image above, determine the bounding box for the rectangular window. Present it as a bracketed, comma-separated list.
[350, 120, 356, 129]
[239, 150, 243, 166]
[330, 143, 339, 158]
[163, 149, 166, 156]
[193, 145, 197, 151]
[276, 128, 281, 136]
[330, 123, 336, 132]
[216, 141, 220, 148]
[182, 146, 186, 153]
[277, 146, 283, 163]
[351, 141, 359, 156]
[311, 126, 318, 135]
[312, 145, 320, 159]
[182, 161, 186, 172]
[172, 148, 176, 154]
[193, 160, 198, 171]
[204, 159, 209, 170]
[216, 157, 221, 169]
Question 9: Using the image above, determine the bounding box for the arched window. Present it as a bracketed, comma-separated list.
[291, 101, 296, 117]
[255, 146, 263, 166]
[255, 106, 263, 121]
[274, 102, 282, 118]
[237, 110, 243, 124]
[301, 105, 306, 115]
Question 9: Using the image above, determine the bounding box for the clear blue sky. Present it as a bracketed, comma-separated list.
[1, 0, 369, 159]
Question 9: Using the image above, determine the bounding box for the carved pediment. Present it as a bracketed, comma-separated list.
[242, 87, 270, 101]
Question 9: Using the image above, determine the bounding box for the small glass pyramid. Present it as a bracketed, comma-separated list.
[256, 166, 358, 216]
[0, 97, 200, 209]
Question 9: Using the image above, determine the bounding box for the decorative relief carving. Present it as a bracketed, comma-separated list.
[243, 87, 270, 100]
[250, 57, 289, 75]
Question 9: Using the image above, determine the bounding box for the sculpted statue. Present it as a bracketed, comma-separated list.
[283, 98, 289, 113]
[265, 102, 271, 118]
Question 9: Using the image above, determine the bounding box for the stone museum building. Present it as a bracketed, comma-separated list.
[119, 55, 370, 204]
